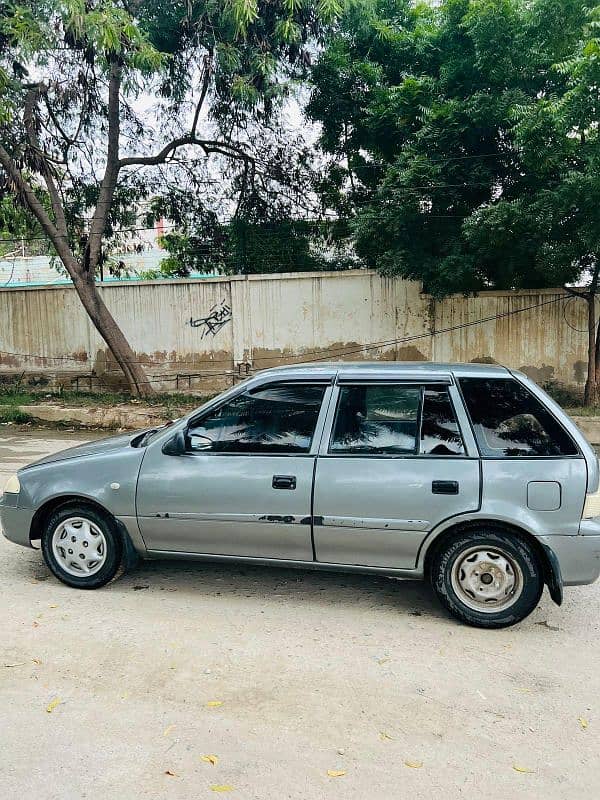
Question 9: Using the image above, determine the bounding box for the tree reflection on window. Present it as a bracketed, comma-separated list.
[420, 388, 465, 455]
[188, 384, 326, 453]
[459, 378, 578, 457]
[330, 385, 421, 455]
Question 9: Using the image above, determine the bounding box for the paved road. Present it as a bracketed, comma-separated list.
[1, 429, 599, 798]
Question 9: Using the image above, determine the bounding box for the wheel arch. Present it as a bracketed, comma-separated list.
[30, 494, 139, 570]
[422, 518, 563, 606]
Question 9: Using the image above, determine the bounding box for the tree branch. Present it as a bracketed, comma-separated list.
[23, 87, 69, 240]
[118, 137, 254, 168]
[85, 58, 122, 273]
[0, 143, 79, 278]
[191, 52, 213, 137]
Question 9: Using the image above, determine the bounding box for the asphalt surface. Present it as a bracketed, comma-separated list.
[0, 428, 599, 798]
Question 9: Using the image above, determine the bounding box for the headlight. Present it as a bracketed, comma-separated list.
[582, 489, 600, 519]
[3, 474, 20, 495]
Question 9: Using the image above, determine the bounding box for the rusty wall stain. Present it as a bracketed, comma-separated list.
[396, 346, 426, 361]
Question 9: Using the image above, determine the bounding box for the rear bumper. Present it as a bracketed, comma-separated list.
[540, 530, 600, 586]
[0, 503, 35, 548]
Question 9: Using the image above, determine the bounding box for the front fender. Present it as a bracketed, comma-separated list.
[18, 446, 144, 519]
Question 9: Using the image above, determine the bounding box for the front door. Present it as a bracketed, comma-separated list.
[136, 382, 330, 560]
[313, 382, 480, 569]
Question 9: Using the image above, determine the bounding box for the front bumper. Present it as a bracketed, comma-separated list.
[540, 529, 600, 586]
[0, 500, 35, 548]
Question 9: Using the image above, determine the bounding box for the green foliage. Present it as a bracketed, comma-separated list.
[0, 0, 344, 277]
[141, 219, 357, 278]
[0, 193, 49, 257]
[308, 0, 597, 296]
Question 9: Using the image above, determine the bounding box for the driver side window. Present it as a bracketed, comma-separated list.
[187, 383, 327, 454]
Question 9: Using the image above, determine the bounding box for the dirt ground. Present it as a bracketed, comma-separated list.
[0, 429, 599, 799]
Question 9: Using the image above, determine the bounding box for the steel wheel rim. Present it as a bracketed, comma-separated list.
[450, 545, 524, 613]
[51, 517, 107, 577]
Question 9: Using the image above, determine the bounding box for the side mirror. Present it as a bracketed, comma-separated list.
[162, 430, 187, 456]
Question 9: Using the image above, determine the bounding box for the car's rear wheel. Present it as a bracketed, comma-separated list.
[430, 529, 544, 628]
[41, 504, 122, 589]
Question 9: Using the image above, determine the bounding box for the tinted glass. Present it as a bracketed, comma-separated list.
[459, 378, 578, 457]
[188, 384, 326, 454]
[330, 385, 420, 455]
[420, 386, 465, 455]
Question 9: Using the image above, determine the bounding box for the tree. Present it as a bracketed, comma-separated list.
[308, 0, 599, 401]
[0, 0, 342, 395]
[0, 193, 47, 257]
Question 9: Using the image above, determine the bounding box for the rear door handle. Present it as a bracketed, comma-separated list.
[272, 475, 296, 490]
[432, 480, 459, 495]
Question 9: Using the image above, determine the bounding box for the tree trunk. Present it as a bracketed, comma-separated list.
[0, 143, 154, 398]
[72, 271, 153, 397]
[584, 293, 597, 406]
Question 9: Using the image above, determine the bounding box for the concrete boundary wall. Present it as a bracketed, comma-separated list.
[0, 270, 589, 392]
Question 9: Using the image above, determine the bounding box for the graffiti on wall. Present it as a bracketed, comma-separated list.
[188, 299, 232, 338]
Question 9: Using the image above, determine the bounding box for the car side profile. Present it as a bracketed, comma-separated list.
[2, 362, 600, 628]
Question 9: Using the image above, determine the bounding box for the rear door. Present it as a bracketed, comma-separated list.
[312, 380, 480, 569]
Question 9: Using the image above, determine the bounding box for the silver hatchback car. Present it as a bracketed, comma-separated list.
[2, 362, 600, 628]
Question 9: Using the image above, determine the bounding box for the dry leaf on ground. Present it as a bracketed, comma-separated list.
[512, 764, 535, 774]
[327, 770, 346, 778]
[207, 700, 223, 707]
[201, 755, 219, 765]
[404, 760, 423, 769]
[210, 785, 234, 792]
[46, 698, 61, 713]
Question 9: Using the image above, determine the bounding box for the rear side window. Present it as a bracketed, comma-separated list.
[459, 378, 578, 457]
[330, 385, 420, 455]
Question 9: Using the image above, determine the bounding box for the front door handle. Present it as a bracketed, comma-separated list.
[272, 475, 296, 490]
[432, 480, 459, 495]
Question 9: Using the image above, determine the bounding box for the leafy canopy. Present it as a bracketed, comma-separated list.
[308, 0, 597, 296]
[0, 0, 343, 272]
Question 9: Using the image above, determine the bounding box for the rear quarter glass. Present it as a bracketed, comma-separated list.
[458, 377, 578, 458]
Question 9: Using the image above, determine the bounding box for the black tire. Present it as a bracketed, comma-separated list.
[41, 504, 123, 589]
[430, 529, 544, 629]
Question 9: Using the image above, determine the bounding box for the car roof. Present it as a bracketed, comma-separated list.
[253, 361, 511, 381]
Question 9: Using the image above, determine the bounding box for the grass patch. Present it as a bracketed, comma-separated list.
[0, 405, 34, 424]
[541, 380, 583, 408]
[0, 387, 210, 413]
[565, 406, 600, 417]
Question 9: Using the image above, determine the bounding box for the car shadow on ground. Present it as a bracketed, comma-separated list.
[21, 551, 448, 620]
[132, 561, 449, 620]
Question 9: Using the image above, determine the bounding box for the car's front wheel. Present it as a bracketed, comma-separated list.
[430, 529, 544, 628]
[41, 504, 122, 589]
